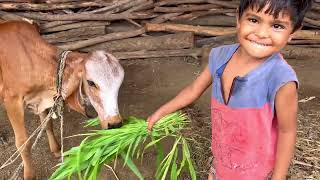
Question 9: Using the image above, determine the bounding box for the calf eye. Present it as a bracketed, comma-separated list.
[87, 80, 97, 88]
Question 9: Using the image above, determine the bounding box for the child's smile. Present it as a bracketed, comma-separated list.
[236, 5, 296, 61]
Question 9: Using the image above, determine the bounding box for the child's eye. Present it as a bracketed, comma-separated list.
[273, 24, 285, 30]
[248, 18, 258, 23]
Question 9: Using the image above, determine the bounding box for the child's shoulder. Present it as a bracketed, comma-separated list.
[208, 43, 239, 71]
[268, 54, 299, 90]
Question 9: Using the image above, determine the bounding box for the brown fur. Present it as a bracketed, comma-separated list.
[0, 21, 122, 179]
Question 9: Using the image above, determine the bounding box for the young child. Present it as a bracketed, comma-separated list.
[147, 0, 312, 179]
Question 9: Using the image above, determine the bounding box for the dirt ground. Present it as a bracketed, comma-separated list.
[0, 56, 319, 180]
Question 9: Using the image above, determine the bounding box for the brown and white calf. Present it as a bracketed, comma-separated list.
[0, 21, 124, 179]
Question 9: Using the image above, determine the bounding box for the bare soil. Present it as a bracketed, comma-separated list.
[0, 56, 319, 180]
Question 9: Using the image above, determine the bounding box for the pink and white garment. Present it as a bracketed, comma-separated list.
[208, 44, 298, 179]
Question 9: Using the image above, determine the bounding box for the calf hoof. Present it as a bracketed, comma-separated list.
[53, 150, 62, 158]
[24, 171, 36, 180]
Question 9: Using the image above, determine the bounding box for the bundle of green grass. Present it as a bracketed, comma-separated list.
[50, 112, 196, 180]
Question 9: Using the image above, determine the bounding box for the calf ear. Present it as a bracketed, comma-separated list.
[65, 80, 86, 116]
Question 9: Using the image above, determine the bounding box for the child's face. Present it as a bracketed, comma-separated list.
[237, 5, 295, 60]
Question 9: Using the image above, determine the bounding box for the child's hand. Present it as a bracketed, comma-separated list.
[147, 112, 163, 132]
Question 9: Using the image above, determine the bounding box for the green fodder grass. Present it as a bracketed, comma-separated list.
[50, 112, 196, 180]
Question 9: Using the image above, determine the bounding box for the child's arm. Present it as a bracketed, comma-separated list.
[272, 82, 298, 180]
[147, 65, 212, 131]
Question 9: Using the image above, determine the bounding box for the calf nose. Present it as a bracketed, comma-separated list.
[100, 114, 122, 129]
[108, 122, 122, 129]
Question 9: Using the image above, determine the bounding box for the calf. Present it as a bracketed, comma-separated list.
[0, 21, 124, 179]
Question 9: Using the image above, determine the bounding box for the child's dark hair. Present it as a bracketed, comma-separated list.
[238, 0, 312, 32]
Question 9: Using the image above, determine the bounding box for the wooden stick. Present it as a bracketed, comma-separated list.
[153, 4, 219, 13]
[294, 30, 320, 40]
[42, 26, 106, 43]
[150, 12, 182, 23]
[196, 33, 237, 47]
[171, 14, 236, 26]
[145, 23, 236, 36]
[86, 0, 131, 14]
[169, 9, 235, 21]
[288, 39, 320, 45]
[306, 10, 320, 20]
[206, 0, 238, 9]
[94, 0, 148, 15]
[45, 0, 80, 3]
[155, 0, 207, 7]
[40, 20, 75, 29]
[124, 0, 154, 13]
[0, 2, 103, 11]
[41, 21, 110, 33]
[112, 48, 203, 60]
[80, 32, 194, 52]
[281, 46, 320, 59]
[16, 11, 158, 21]
[303, 17, 320, 27]
[58, 28, 146, 50]
[0, 10, 33, 22]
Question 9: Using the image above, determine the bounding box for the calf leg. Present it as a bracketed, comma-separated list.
[4, 96, 35, 180]
[39, 110, 61, 157]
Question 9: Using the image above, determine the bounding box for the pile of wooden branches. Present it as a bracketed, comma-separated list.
[0, 0, 319, 60]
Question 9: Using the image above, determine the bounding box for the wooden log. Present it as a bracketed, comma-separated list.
[150, 12, 182, 23]
[169, 9, 235, 21]
[145, 23, 236, 36]
[93, 0, 148, 15]
[294, 30, 320, 40]
[281, 46, 320, 59]
[42, 26, 106, 43]
[16, 11, 158, 21]
[80, 32, 194, 52]
[41, 21, 110, 33]
[85, 0, 148, 14]
[288, 39, 320, 45]
[303, 17, 320, 27]
[105, 21, 140, 33]
[195, 33, 237, 47]
[0, 10, 33, 22]
[58, 28, 146, 50]
[124, 0, 154, 13]
[86, 0, 131, 14]
[0, 2, 102, 11]
[155, 0, 207, 7]
[206, 0, 238, 9]
[171, 14, 236, 26]
[306, 10, 320, 20]
[153, 4, 219, 13]
[45, 0, 81, 3]
[112, 48, 203, 60]
[40, 20, 75, 29]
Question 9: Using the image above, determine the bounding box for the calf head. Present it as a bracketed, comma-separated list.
[66, 51, 124, 129]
